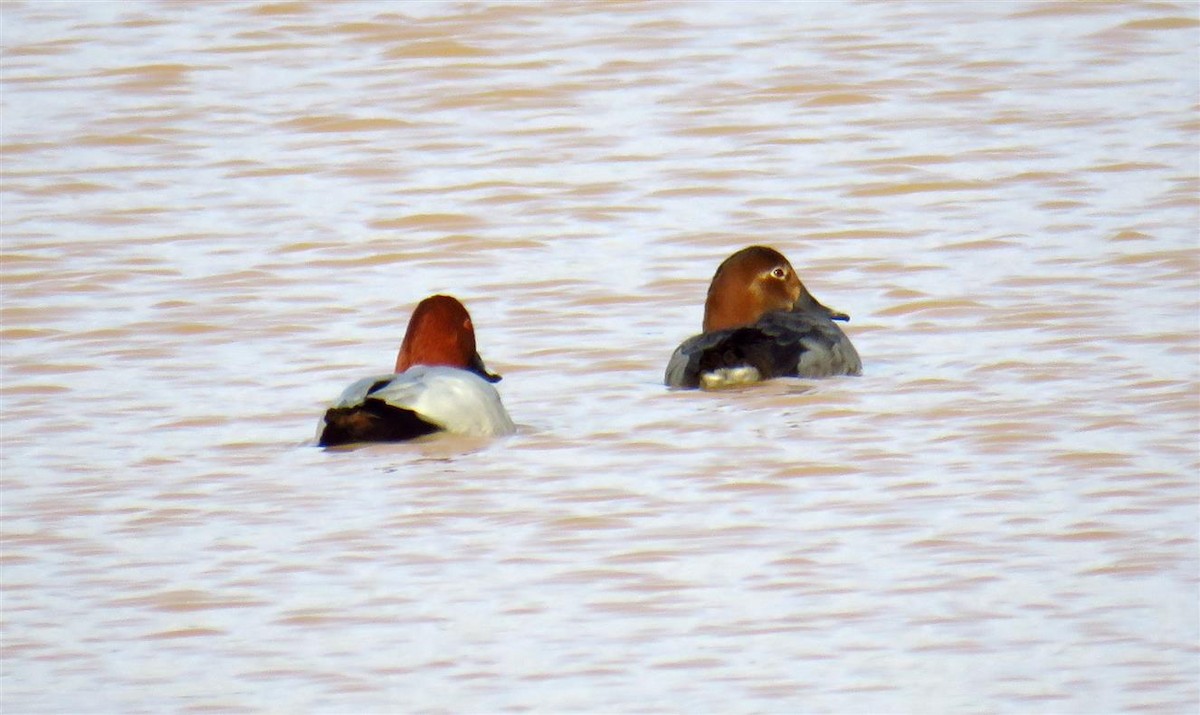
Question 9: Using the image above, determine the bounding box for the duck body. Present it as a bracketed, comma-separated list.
[665, 308, 862, 389]
[319, 366, 515, 446]
[665, 245, 862, 390]
[317, 295, 515, 447]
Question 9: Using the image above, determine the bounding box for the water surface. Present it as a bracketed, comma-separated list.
[3, 1, 1198, 712]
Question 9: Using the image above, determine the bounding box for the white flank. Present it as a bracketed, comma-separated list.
[328, 366, 515, 437]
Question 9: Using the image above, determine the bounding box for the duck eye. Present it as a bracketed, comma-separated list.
[771, 267, 787, 280]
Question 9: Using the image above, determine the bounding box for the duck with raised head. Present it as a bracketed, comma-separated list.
[665, 246, 862, 389]
[318, 295, 515, 446]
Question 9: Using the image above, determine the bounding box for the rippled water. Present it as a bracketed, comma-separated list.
[3, 1, 1198, 712]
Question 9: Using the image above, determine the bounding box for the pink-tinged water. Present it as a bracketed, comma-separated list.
[3, 1, 1198, 712]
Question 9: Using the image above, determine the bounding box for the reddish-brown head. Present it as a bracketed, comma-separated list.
[394, 295, 501, 381]
[702, 246, 848, 332]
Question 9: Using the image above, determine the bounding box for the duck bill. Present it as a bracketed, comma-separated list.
[824, 304, 850, 322]
[468, 351, 503, 382]
[794, 290, 850, 322]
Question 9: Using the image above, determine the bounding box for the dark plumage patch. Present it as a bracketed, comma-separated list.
[365, 379, 392, 396]
[318, 399, 441, 447]
[694, 324, 805, 382]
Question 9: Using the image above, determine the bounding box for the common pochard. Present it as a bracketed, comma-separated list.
[318, 295, 515, 446]
[665, 246, 862, 389]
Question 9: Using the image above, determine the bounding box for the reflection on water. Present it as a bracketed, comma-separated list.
[3, 1, 1198, 712]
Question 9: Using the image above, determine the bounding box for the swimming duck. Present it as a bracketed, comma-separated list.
[665, 246, 862, 389]
[318, 295, 515, 446]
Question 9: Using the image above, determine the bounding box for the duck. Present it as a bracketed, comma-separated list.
[665, 246, 862, 389]
[318, 295, 515, 446]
